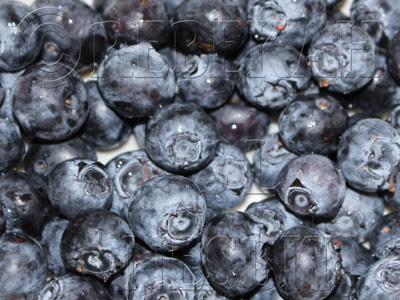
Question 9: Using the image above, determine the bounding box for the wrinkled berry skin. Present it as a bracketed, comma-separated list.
[247, 0, 326, 48]
[201, 211, 270, 298]
[24, 136, 97, 180]
[352, 48, 400, 115]
[253, 133, 298, 193]
[246, 196, 308, 244]
[11, 62, 89, 141]
[0, 119, 25, 172]
[308, 24, 376, 94]
[128, 257, 198, 300]
[104, 0, 170, 48]
[0, 232, 47, 300]
[188, 143, 252, 211]
[209, 96, 271, 150]
[236, 44, 311, 110]
[316, 187, 385, 243]
[279, 94, 348, 155]
[0, 1, 43, 71]
[351, 0, 400, 45]
[337, 118, 400, 192]
[369, 211, 400, 258]
[61, 209, 135, 282]
[176, 54, 235, 110]
[37, 274, 112, 300]
[82, 81, 131, 149]
[40, 217, 70, 276]
[271, 226, 341, 300]
[145, 102, 220, 174]
[277, 154, 346, 218]
[357, 255, 400, 300]
[98, 43, 175, 119]
[48, 159, 113, 219]
[173, 0, 248, 56]
[0, 171, 50, 237]
[32, 0, 107, 72]
[128, 175, 206, 252]
[105, 150, 169, 219]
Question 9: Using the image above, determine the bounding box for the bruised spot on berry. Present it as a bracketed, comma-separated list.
[188, 10, 203, 15]
[77, 265, 83, 272]
[383, 226, 390, 233]
[389, 179, 396, 193]
[65, 98, 71, 106]
[15, 237, 25, 243]
[39, 162, 45, 169]
[318, 101, 329, 110]
[323, 136, 330, 142]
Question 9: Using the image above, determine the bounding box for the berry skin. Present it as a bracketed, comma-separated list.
[277, 154, 346, 218]
[0, 232, 47, 300]
[145, 102, 220, 174]
[337, 118, 400, 192]
[201, 211, 270, 298]
[106, 149, 170, 219]
[271, 226, 342, 300]
[11, 62, 89, 141]
[357, 255, 400, 300]
[278, 94, 348, 155]
[61, 209, 135, 282]
[369, 211, 400, 258]
[188, 143, 253, 211]
[127, 175, 207, 252]
[0, 119, 25, 172]
[97, 42, 175, 118]
[48, 159, 113, 219]
[37, 274, 112, 300]
[127, 257, 198, 300]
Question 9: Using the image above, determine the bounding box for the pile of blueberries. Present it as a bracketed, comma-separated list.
[2, 0, 400, 299]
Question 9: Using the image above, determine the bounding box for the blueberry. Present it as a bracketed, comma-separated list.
[188, 143, 253, 211]
[0, 75, 5, 106]
[48, 159, 112, 219]
[0, 70, 24, 122]
[37, 274, 112, 299]
[383, 169, 400, 209]
[369, 211, 400, 258]
[11, 62, 89, 141]
[173, 0, 248, 56]
[351, 0, 400, 45]
[337, 118, 400, 192]
[252, 132, 298, 193]
[23, 136, 97, 180]
[82, 81, 131, 149]
[105, 149, 169, 219]
[0, 119, 25, 172]
[40, 217, 70, 276]
[145, 102, 220, 174]
[245, 196, 308, 244]
[175, 53, 235, 110]
[103, 0, 170, 48]
[327, 270, 358, 300]
[279, 94, 348, 155]
[61, 209, 135, 281]
[127, 175, 206, 252]
[127, 256, 198, 299]
[357, 255, 400, 300]
[32, 0, 107, 72]
[0, 232, 47, 300]
[247, 278, 282, 300]
[388, 31, 400, 85]
[236, 44, 311, 110]
[315, 187, 385, 243]
[308, 23, 376, 94]
[0, 1, 43, 71]
[247, 0, 326, 48]
[388, 104, 400, 129]
[0, 171, 50, 237]
[277, 154, 346, 218]
[97, 42, 175, 118]
[182, 241, 228, 299]
[271, 226, 341, 300]
[209, 95, 271, 151]
[201, 211, 270, 298]
[351, 48, 400, 115]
